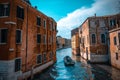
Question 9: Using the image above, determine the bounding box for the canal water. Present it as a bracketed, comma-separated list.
[34, 48, 120, 80]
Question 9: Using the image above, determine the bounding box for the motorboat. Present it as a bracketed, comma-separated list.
[64, 56, 75, 66]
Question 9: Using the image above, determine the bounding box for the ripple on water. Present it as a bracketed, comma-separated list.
[50, 48, 94, 80]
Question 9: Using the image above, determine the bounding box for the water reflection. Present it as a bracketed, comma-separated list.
[50, 48, 94, 80]
[34, 48, 120, 80]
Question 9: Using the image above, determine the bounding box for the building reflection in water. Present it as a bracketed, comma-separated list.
[72, 55, 94, 80]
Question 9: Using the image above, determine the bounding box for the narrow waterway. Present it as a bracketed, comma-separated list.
[49, 48, 93, 80]
[33, 48, 120, 80]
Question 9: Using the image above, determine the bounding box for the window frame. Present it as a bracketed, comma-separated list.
[16, 29, 22, 44]
[0, 3, 10, 18]
[114, 36, 117, 45]
[0, 28, 8, 44]
[43, 35, 46, 44]
[116, 53, 118, 60]
[50, 22, 52, 30]
[37, 54, 42, 64]
[17, 6, 24, 19]
[110, 19, 116, 26]
[43, 19, 46, 28]
[15, 58, 22, 72]
[118, 33, 120, 44]
[37, 34, 41, 44]
[91, 34, 96, 44]
[37, 16, 41, 26]
[43, 53, 47, 62]
[101, 33, 106, 44]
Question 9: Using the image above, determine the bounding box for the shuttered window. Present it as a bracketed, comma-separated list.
[114, 36, 117, 45]
[37, 55, 42, 64]
[116, 53, 118, 60]
[0, 29, 8, 44]
[0, 3, 10, 17]
[37, 17, 41, 26]
[92, 34, 96, 44]
[43, 53, 47, 62]
[17, 6, 24, 19]
[43, 20, 46, 28]
[37, 34, 41, 44]
[16, 30, 22, 44]
[15, 58, 21, 72]
[101, 34, 106, 43]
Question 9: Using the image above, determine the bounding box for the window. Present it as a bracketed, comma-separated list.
[79, 38, 81, 43]
[37, 17, 41, 26]
[0, 3, 10, 17]
[101, 34, 106, 43]
[43, 35, 46, 44]
[110, 19, 116, 26]
[52, 22, 53, 30]
[50, 22, 52, 30]
[116, 53, 118, 60]
[118, 33, 120, 44]
[82, 38, 85, 48]
[16, 30, 22, 44]
[114, 36, 117, 45]
[37, 55, 42, 64]
[43, 20, 46, 28]
[17, 6, 24, 19]
[55, 25, 56, 31]
[50, 52, 53, 59]
[37, 34, 41, 44]
[43, 53, 47, 62]
[92, 34, 96, 44]
[15, 58, 21, 72]
[49, 37, 52, 43]
[0, 29, 8, 44]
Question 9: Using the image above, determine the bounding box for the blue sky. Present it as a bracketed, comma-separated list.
[30, 0, 119, 39]
[30, 0, 94, 21]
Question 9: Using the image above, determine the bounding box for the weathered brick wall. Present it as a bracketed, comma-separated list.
[0, 0, 57, 78]
[71, 28, 80, 55]
[89, 17, 109, 55]
[109, 29, 120, 69]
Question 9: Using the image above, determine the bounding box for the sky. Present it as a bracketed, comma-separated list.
[30, 0, 120, 39]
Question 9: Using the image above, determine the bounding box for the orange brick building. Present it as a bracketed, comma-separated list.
[0, 0, 57, 80]
[79, 14, 120, 64]
[79, 15, 110, 63]
[71, 28, 80, 56]
[109, 14, 120, 69]
[56, 36, 65, 49]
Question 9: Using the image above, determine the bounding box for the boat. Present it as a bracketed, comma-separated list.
[64, 56, 75, 66]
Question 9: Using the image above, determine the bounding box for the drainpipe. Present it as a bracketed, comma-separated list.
[25, 4, 29, 73]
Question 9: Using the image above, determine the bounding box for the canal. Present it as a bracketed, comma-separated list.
[34, 48, 120, 80]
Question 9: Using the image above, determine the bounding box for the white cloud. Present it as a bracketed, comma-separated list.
[57, 0, 119, 39]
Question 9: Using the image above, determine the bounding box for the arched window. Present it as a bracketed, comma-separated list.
[101, 34, 106, 43]
[92, 34, 96, 44]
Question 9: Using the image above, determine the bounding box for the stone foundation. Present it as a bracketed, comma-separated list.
[0, 60, 54, 80]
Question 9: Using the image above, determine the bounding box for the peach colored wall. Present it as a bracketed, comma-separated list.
[109, 29, 120, 69]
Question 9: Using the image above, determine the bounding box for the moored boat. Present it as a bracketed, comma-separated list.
[64, 56, 75, 66]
